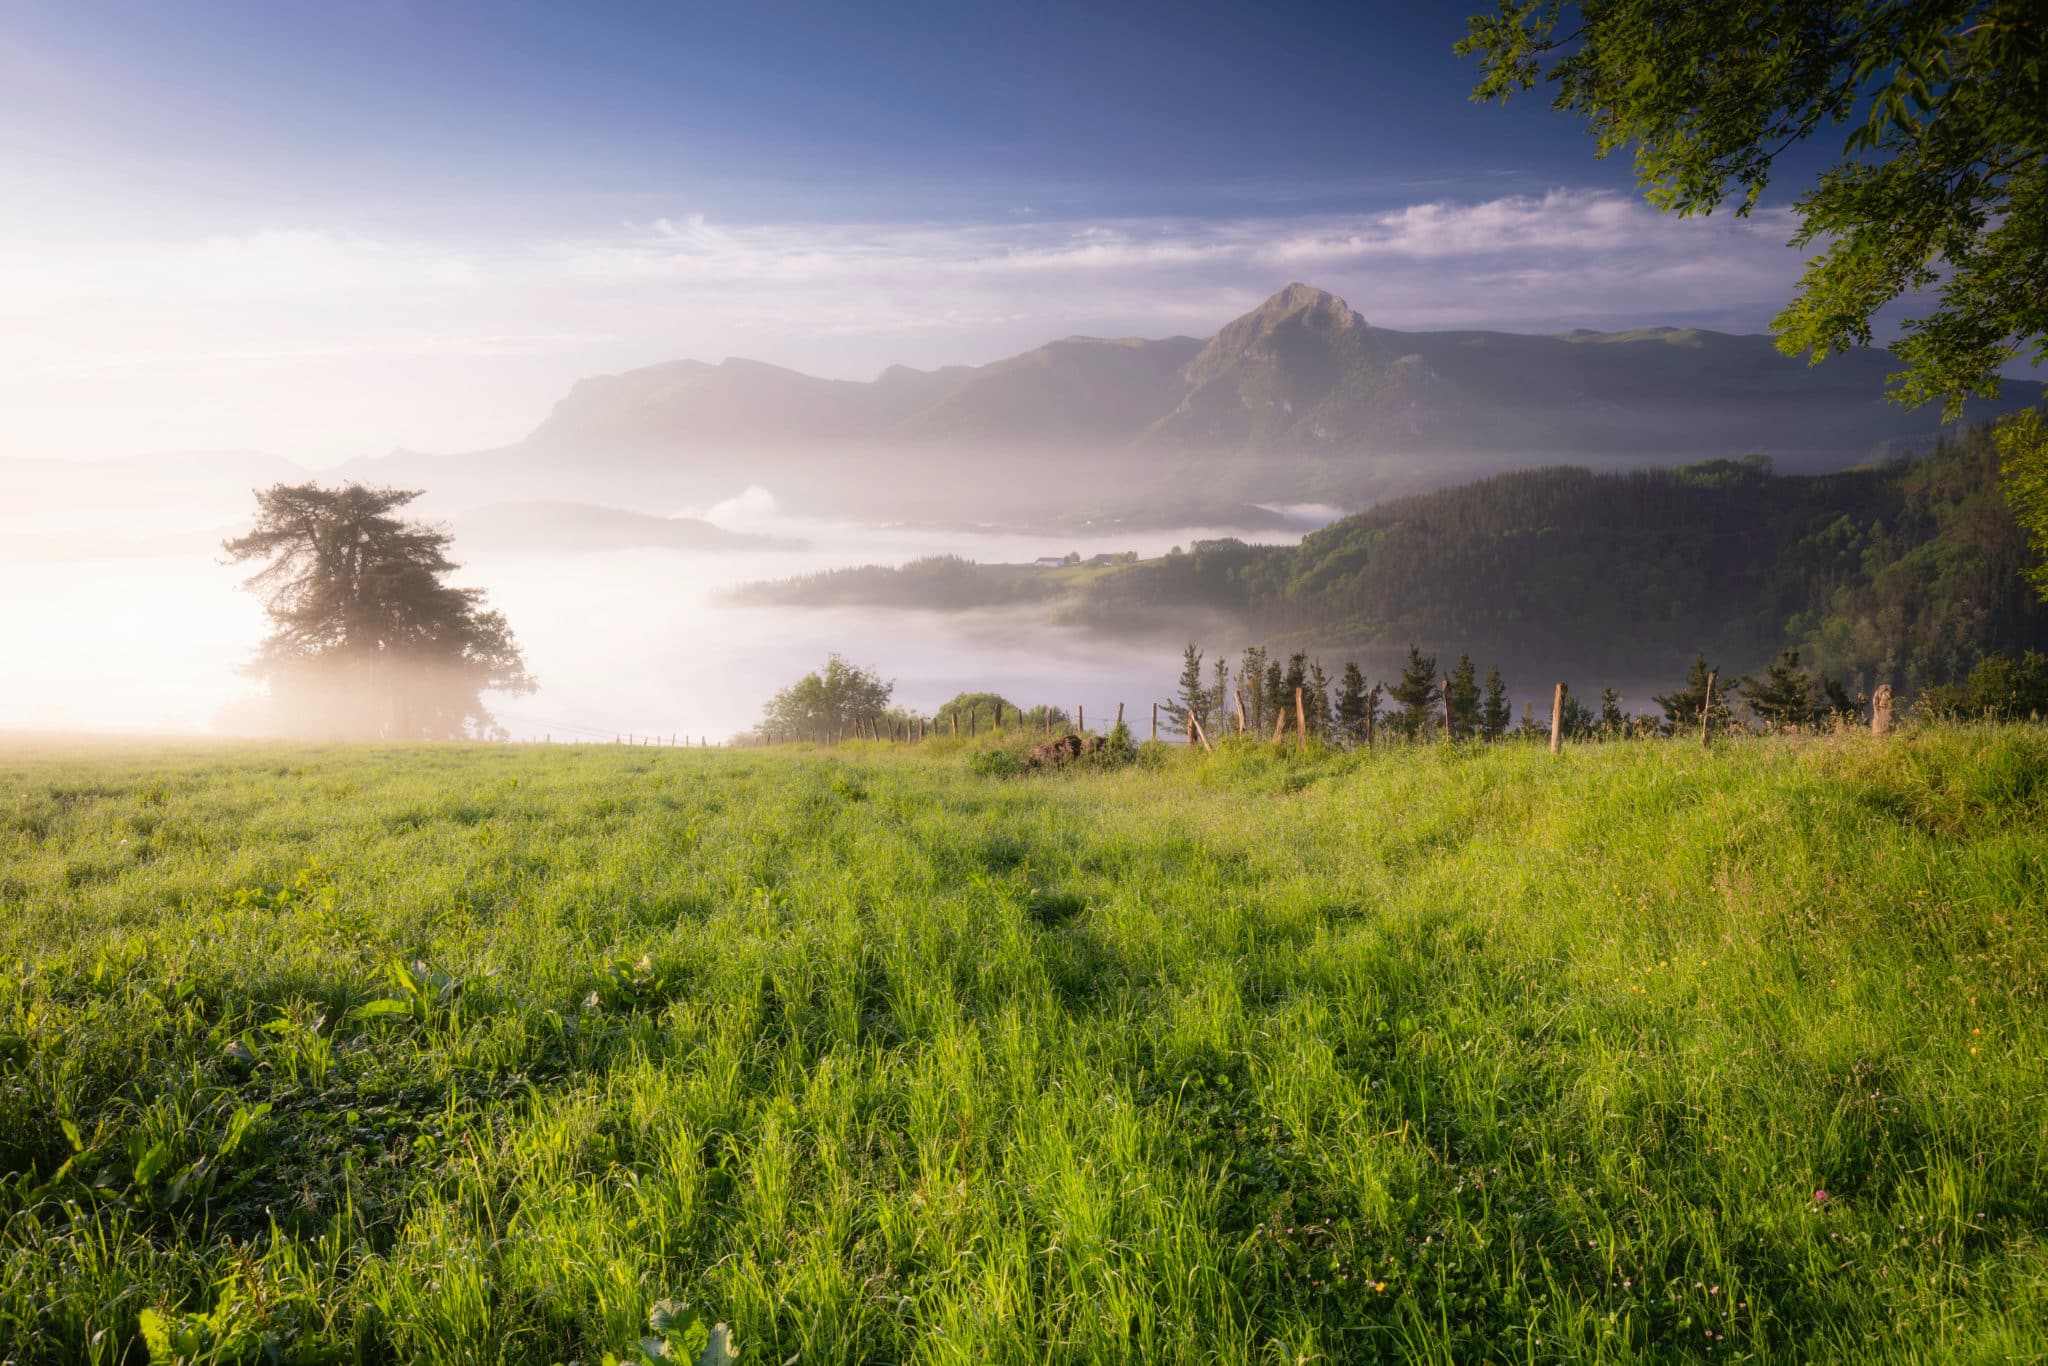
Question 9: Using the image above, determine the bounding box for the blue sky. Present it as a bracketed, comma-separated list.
[1, 1, 1848, 461]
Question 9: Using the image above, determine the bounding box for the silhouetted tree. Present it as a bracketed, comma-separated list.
[1336, 662, 1371, 746]
[1741, 649, 1819, 729]
[1655, 653, 1732, 735]
[1600, 687, 1626, 735]
[1480, 665, 1512, 740]
[1389, 646, 1439, 739]
[1560, 687, 1599, 739]
[224, 483, 532, 740]
[1448, 653, 1481, 740]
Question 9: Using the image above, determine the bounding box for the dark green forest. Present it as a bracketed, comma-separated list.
[733, 554, 1068, 611]
[742, 427, 2047, 694]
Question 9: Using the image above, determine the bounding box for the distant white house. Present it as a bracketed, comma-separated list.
[1031, 556, 1067, 568]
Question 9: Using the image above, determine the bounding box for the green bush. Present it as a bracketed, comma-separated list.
[967, 748, 1022, 778]
[1095, 722, 1136, 766]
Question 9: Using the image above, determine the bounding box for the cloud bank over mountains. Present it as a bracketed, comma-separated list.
[3, 189, 1815, 462]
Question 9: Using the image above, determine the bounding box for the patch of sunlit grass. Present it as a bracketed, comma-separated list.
[0, 725, 2044, 1361]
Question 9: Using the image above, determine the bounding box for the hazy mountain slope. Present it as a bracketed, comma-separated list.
[890, 335, 1204, 446]
[1137, 285, 1950, 457]
[390, 283, 2035, 524]
[523, 357, 944, 454]
[1140, 283, 1428, 450]
[511, 285, 2030, 467]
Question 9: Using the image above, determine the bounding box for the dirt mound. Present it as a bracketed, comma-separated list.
[1023, 733, 1105, 769]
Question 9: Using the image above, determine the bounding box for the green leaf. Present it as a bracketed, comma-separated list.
[697, 1323, 738, 1366]
[137, 1308, 174, 1362]
[348, 998, 413, 1021]
[648, 1299, 693, 1335]
[218, 1101, 272, 1158]
[132, 1141, 170, 1189]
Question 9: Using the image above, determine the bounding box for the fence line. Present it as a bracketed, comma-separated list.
[501, 677, 1913, 752]
[728, 678, 1909, 751]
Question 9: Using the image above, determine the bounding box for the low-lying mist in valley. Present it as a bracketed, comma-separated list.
[0, 481, 1336, 742]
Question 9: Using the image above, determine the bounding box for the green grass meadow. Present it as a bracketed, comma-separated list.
[2, 729, 2046, 1363]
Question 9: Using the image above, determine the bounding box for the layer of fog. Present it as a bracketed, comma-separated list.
[0, 484, 1334, 741]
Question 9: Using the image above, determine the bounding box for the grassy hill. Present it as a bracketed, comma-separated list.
[4, 729, 2047, 1362]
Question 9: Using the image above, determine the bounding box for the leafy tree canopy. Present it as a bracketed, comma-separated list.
[760, 655, 893, 739]
[224, 483, 531, 740]
[1460, 0, 2045, 414]
[932, 693, 1069, 731]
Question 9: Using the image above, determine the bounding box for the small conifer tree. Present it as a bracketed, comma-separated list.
[1655, 653, 1732, 735]
[1389, 646, 1440, 739]
[1336, 662, 1370, 746]
[1740, 649, 1819, 730]
[1177, 643, 1209, 728]
[1448, 653, 1481, 740]
[1600, 687, 1626, 735]
[1479, 665, 1512, 741]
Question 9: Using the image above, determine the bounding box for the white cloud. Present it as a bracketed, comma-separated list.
[0, 189, 1816, 461]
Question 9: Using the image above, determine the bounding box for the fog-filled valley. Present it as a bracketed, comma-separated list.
[6, 284, 2038, 743]
[0, 471, 1335, 739]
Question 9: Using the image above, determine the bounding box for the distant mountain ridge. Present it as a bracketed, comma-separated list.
[519, 283, 2026, 464]
[355, 283, 2039, 527]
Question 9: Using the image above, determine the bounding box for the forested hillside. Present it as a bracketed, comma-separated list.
[743, 427, 2048, 693]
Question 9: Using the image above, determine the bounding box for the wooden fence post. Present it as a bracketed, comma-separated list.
[1151, 702, 1158, 743]
[1549, 683, 1566, 755]
[1272, 705, 1287, 744]
[1295, 687, 1307, 752]
[1701, 672, 1718, 750]
[1078, 704, 1084, 734]
[1234, 689, 1248, 736]
[1186, 708, 1196, 746]
[1441, 675, 1454, 742]
[1871, 683, 1894, 738]
[1189, 710, 1213, 753]
[994, 701, 1003, 732]
[1115, 702, 1124, 730]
